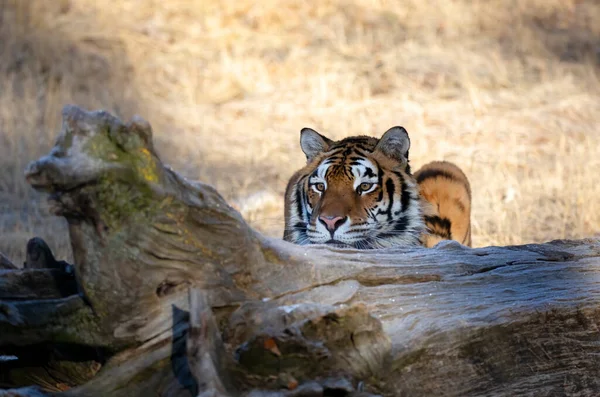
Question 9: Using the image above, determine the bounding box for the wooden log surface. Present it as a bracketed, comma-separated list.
[0, 253, 17, 270]
[0, 105, 599, 396]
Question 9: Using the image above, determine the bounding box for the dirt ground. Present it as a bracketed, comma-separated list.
[1, 0, 599, 264]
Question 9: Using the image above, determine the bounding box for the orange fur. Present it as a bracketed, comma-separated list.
[414, 161, 472, 247]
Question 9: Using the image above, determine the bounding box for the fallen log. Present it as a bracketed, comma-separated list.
[1, 105, 599, 396]
[0, 253, 17, 270]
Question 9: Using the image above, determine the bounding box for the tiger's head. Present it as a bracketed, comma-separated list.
[283, 126, 426, 249]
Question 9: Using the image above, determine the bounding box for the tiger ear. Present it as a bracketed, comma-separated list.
[300, 128, 333, 162]
[375, 126, 410, 162]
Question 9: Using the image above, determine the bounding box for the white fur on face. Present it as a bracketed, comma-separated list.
[351, 158, 379, 193]
[292, 156, 425, 249]
[308, 161, 331, 196]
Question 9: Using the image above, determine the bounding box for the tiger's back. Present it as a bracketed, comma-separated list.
[415, 161, 472, 247]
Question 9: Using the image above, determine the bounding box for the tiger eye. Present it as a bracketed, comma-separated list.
[315, 183, 325, 192]
[359, 182, 373, 192]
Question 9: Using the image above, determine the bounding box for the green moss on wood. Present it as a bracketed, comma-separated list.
[79, 132, 166, 231]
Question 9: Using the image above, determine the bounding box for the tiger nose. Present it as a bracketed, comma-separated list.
[318, 215, 347, 233]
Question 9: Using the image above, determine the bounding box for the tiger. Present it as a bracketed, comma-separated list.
[283, 126, 471, 249]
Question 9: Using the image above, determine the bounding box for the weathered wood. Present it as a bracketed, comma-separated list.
[23, 238, 72, 273]
[0, 105, 599, 396]
[0, 259, 101, 393]
[0, 269, 76, 300]
[0, 253, 17, 270]
[187, 288, 232, 397]
[0, 295, 99, 346]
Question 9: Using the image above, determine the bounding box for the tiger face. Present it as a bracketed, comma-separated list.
[284, 126, 426, 249]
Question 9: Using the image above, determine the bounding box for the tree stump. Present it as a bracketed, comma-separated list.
[1, 105, 599, 396]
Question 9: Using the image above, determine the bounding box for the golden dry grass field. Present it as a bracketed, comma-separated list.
[1, 0, 599, 264]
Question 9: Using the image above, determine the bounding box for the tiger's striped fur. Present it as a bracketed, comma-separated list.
[415, 161, 472, 247]
[283, 126, 472, 249]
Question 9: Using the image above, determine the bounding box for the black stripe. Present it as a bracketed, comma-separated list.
[324, 165, 334, 179]
[395, 172, 411, 213]
[372, 159, 384, 204]
[391, 170, 405, 179]
[354, 144, 372, 152]
[294, 182, 304, 220]
[378, 216, 409, 240]
[325, 148, 344, 156]
[363, 167, 375, 178]
[391, 171, 411, 214]
[352, 148, 371, 158]
[424, 215, 452, 239]
[343, 165, 353, 179]
[342, 146, 354, 157]
[392, 217, 409, 233]
[375, 160, 383, 187]
[415, 168, 456, 184]
[385, 178, 394, 221]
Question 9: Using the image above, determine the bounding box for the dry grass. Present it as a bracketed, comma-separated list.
[1, 0, 599, 264]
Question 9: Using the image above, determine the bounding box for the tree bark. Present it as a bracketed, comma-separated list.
[1, 105, 599, 396]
